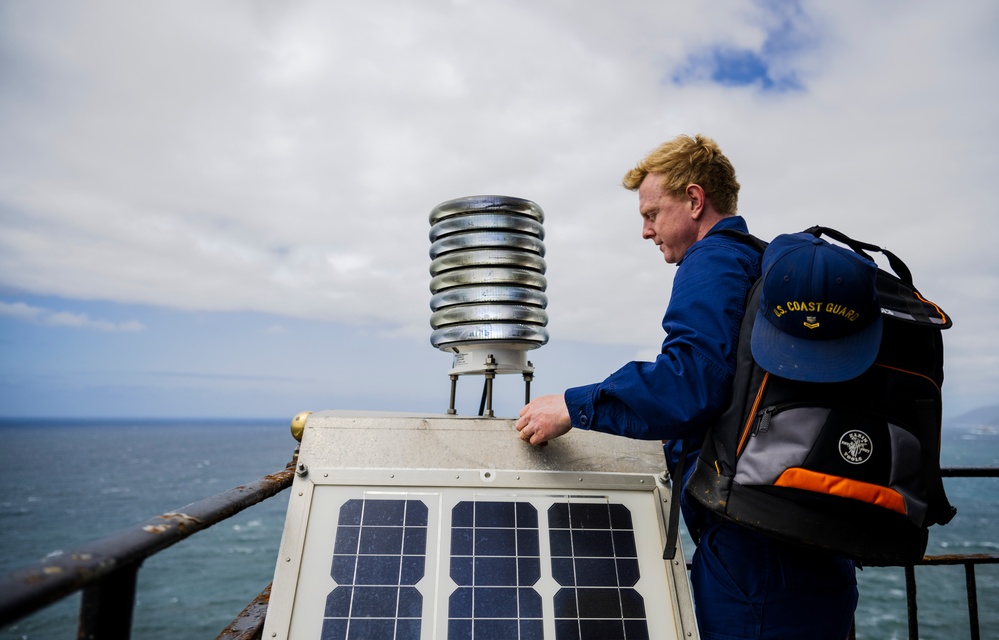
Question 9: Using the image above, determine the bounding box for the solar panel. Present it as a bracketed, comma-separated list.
[300, 490, 662, 639]
[448, 500, 543, 639]
[263, 413, 697, 640]
[323, 499, 428, 640]
[548, 502, 648, 640]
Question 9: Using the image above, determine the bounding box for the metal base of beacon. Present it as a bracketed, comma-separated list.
[445, 348, 534, 417]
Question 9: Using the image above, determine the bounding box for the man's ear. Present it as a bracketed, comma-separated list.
[685, 183, 706, 218]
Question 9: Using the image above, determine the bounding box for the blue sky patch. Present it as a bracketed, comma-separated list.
[715, 49, 773, 88]
[671, 0, 809, 92]
[672, 45, 804, 93]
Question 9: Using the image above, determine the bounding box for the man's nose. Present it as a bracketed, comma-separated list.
[641, 219, 655, 239]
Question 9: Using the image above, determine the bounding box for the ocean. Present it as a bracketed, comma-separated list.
[0, 418, 996, 640]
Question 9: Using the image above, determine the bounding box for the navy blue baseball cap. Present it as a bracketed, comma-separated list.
[751, 233, 883, 382]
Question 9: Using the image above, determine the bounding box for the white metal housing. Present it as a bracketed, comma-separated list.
[263, 411, 698, 640]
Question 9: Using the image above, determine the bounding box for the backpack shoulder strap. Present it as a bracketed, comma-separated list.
[710, 227, 769, 254]
[662, 228, 766, 559]
[662, 439, 689, 560]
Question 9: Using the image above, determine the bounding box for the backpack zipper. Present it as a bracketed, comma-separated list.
[751, 406, 776, 436]
[749, 400, 855, 435]
[736, 372, 769, 456]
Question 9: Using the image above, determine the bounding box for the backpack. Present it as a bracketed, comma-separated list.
[683, 225, 956, 566]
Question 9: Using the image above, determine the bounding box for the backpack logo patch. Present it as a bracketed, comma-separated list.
[839, 430, 873, 464]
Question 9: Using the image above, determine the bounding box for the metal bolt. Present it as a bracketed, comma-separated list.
[296, 462, 308, 477]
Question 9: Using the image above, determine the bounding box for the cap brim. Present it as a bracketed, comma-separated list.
[750, 310, 883, 383]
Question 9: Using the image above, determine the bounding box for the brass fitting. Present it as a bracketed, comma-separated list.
[290, 411, 313, 442]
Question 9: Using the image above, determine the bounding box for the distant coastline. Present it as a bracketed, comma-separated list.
[946, 404, 999, 432]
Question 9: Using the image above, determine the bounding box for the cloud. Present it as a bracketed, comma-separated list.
[0, 301, 145, 332]
[0, 0, 996, 412]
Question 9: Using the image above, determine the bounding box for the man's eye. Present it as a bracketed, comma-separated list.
[645, 213, 657, 221]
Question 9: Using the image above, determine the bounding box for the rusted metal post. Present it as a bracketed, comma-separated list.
[78, 562, 140, 640]
[217, 582, 272, 640]
[965, 562, 980, 640]
[905, 565, 918, 640]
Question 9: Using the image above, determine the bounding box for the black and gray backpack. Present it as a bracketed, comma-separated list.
[685, 226, 956, 565]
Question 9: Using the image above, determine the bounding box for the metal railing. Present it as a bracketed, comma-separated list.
[0, 462, 296, 640]
[904, 553, 998, 640]
[0, 464, 995, 639]
[897, 467, 999, 640]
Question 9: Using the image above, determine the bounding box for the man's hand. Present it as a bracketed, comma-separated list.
[516, 394, 572, 446]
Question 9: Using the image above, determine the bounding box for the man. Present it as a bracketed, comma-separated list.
[515, 134, 857, 639]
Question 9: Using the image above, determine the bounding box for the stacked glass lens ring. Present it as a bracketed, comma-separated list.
[429, 195, 549, 414]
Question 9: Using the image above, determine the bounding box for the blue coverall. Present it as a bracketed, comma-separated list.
[564, 216, 858, 640]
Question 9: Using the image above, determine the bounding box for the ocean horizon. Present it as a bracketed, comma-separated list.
[1, 417, 996, 639]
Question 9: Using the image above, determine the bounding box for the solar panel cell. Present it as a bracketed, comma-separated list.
[572, 529, 613, 556]
[355, 556, 403, 585]
[573, 558, 619, 586]
[359, 525, 403, 554]
[472, 586, 518, 617]
[474, 526, 516, 555]
[350, 586, 399, 617]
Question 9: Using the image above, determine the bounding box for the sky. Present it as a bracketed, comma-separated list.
[1, 0, 997, 421]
